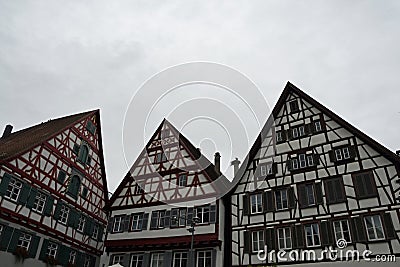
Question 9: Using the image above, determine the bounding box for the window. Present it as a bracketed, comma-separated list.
[151, 253, 164, 267]
[299, 154, 306, 168]
[305, 184, 316, 206]
[276, 131, 283, 143]
[332, 146, 355, 162]
[259, 163, 273, 177]
[289, 100, 299, 113]
[173, 251, 188, 267]
[67, 175, 81, 198]
[112, 254, 124, 265]
[292, 128, 299, 138]
[304, 223, 321, 247]
[131, 214, 144, 231]
[353, 171, 377, 199]
[130, 254, 144, 267]
[69, 251, 77, 265]
[0, 225, 3, 236]
[275, 189, 288, 210]
[178, 174, 187, 187]
[32, 191, 47, 213]
[133, 184, 144, 195]
[83, 256, 91, 267]
[158, 210, 166, 228]
[5, 178, 22, 201]
[17, 233, 32, 250]
[92, 224, 99, 239]
[298, 126, 305, 136]
[252, 230, 265, 252]
[324, 177, 345, 204]
[250, 193, 263, 214]
[47, 242, 58, 258]
[333, 220, 351, 243]
[58, 205, 70, 224]
[154, 152, 167, 163]
[314, 120, 322, 132]
[78, 145, 89, 163]
[277, 227, 292, 249]
[86, 120, 96, 134]
[77, 215, 86, 232]
[291, 159, 298, 170]
[364, 215, 385, 241]
[197, 250, 212, 267]
[335, 149, 343, 161]
[290, 153, 316, 171]
[342, 147, 350, 159]
[196, 206, 210, 224]
[179, 208, 187, 226]
[113, 216, 123, 232]
[150, 211, 166, 229]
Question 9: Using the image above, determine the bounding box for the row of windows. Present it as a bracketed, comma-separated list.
[111, 205, 217, 233]
[112, 249, 214, 267]
[245, 171, 378, 215]
[0, 224, 95, 266]
[246, 213, 396, 253]
[276, 120, 323, 143]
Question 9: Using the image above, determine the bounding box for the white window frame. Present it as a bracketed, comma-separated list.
[17, 233, 32, 250]
[179, 209, 187, 227]
[130, 254, 144, 267]
[131, 213, 144, 231]
[58, 205, 70, 225]
[333, 220, 351, 243]
[252, 230, 265, 252]
[364, 215, 385, 241]
[314, 121, 322, 132]
[178, 174, 187, 187]
[342, 147, 350, 159]
[335, 149, 343, 161]
[275, 189, 288, 210]
[307, 155, 314, 166]
[47, 242, 58, 258]
[305, 223, 321, 247]
[32, 191, 47, 213]
[292, 128, 299, 138]
[276, 131, 283, 142]
[5, 178, 22, 201]
[151, 253, 164, 267]
[292, 158, 298, 170]
[77, 215, 86, 232]
[173, 251, 188, 267]
[305, 184, 316, 206]
[92, 224, 99, 239]
[197, 250, 212, 267]
[196, 206, 210, 224]
[112, 254, 124, 265]
[299, 154, 307, 168]
[250, 193, 263, 214]
[69, 251, 77, 264]
[277, 227, 292, 250]
[113, 216, 123, 232]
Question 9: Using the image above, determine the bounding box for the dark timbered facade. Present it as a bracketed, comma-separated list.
[105, 119, 228, 267]
[0, 110, 109, 267]
[228, 82, 400, 266]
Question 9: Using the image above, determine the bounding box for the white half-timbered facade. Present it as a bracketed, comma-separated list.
[228, 82, 400, 266]
[0, 110, 109, 267]
[105, 119, 228, 267]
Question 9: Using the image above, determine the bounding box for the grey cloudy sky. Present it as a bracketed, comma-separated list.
[1, 1, 399, 193]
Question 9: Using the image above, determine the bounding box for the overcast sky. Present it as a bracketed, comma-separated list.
[1, 1, 399, 193]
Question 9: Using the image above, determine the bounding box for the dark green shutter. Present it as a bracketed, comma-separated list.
[39, 239, 49, 261]
[265, 191, 274, 212]
[315, 183, 323, 204]
[28, 235, 40, 258]
[18, 183, 31, 204]
[0, 173, 12, 196]
[7, 229, 21, 252]
[352, 217, 367, 242]
[328, 151, 336, 163]
[288, 187, 296, 208]
[107, 217, 114, 233]
[58, 245, 70, 265]
[0, 225, 14, 251]
[57, 171, 66, 183]
[210, 205, 216, 223]
[243, 231, 250, 253]
[383, 213, 396, 239]
[349, 146, 357, 159]
[43, 195, 54, 216]
[297, 184, 306, 208]
[26, 187, 38, 208]
[242, 195, 249, 215]
[97, 225, 104, 242]
[53, 201, 63, 220]
[320, 221, 334, 246]
[265, 228, 275, 251]
[84, 217, 94, 235]
[72, 144, 80, 155]
[142, 213, 149, 230]
[294, 225, 304, 248]
[68, 209, 78, 228]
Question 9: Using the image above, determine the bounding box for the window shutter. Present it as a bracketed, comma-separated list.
[286, 159, 292, 171]
[0, 225, 14, 251]
[243, 231, 250, 253]
[265, 191, 274, 212]
[242, 195, 249, 215]
[320, 221, 334, 246]
[315, 183, 323, 204]
[58, 245, 70, 266]
[324, 180, 335, 204]
[67, 209, 77, 227]
[294, 225, 304, 248]
[72, 144, 80, 155]
[123, 215, 130, 232]
[297, 184, 306, 208]
[75, 251, 85, 267]
[383, 213, 396, 239]
[353, 174, 366, 199]
[6, 229, 20, 253]
[57, 171, 66, 183]
[39, 239, 49, 261]
[328, 151, 336, 163]
[352, 217, 367, 242]
[141, 213, 149, 230]
[28, 235, 40, 258]
[186, 208, 194, 226]
[305, 123, 312, 135]
[272, 163, 278, 175]
[164, 210, 171, 228]
[210, 205, 217, 223]
[84, 217, 94, 235]
[53, 201, 63, 220]
[288, 187, 296, 208]
[281, 130, 287, 142]
[43, 195, 54, 216]
[313, 154, 320, 165]
[335, 178, 345, 202]
[364, 172, 377, 197]
[287, 128, 293, 140]
[107, 217, 114, 233]
[265, 228, 275, 251]
[150, 211, 158, 229]
[18, 183, 31, 204]
[26, 187, 38, 208]
[0, 173, 12, 196]
[97, 225, 104, 242]
[349, 146, 357, 159]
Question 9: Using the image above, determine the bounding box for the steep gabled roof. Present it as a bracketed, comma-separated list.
[229, 81, 400, 192]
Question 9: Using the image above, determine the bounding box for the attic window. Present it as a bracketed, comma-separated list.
[289, 100, 299, 113]
[86, 121, 96, 135]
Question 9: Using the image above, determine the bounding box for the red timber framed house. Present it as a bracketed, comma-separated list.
[105, 119, 229, 267]
[0, 110, 109, 267]
[227, 82, 400, 266]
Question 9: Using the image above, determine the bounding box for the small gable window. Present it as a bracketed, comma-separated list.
[154, 152, 167, 163]
[86, 120, 96, 135]
[289, 100, 299, 113]
[78, 145, 89, 164]
[67, 175, 81, 199]
[178, 174, 187, 187]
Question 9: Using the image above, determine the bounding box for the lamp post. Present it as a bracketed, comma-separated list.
[171, 214, 200, 267]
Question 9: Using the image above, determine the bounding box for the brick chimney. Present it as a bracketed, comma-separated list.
[231, 157, 241, 176]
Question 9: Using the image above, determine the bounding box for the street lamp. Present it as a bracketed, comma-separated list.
[171, 214, 200, 267]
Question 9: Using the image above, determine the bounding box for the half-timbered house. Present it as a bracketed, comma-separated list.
[0, 110, 109, 267]
[105, 119, 229, 267]
[228, 82, 400, 266]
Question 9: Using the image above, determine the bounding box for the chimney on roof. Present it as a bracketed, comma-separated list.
[396, 150, 400, 157]
[231, 157, 241, 176]
[2, 124, 13, 138]
[214, 152, 221, 175]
